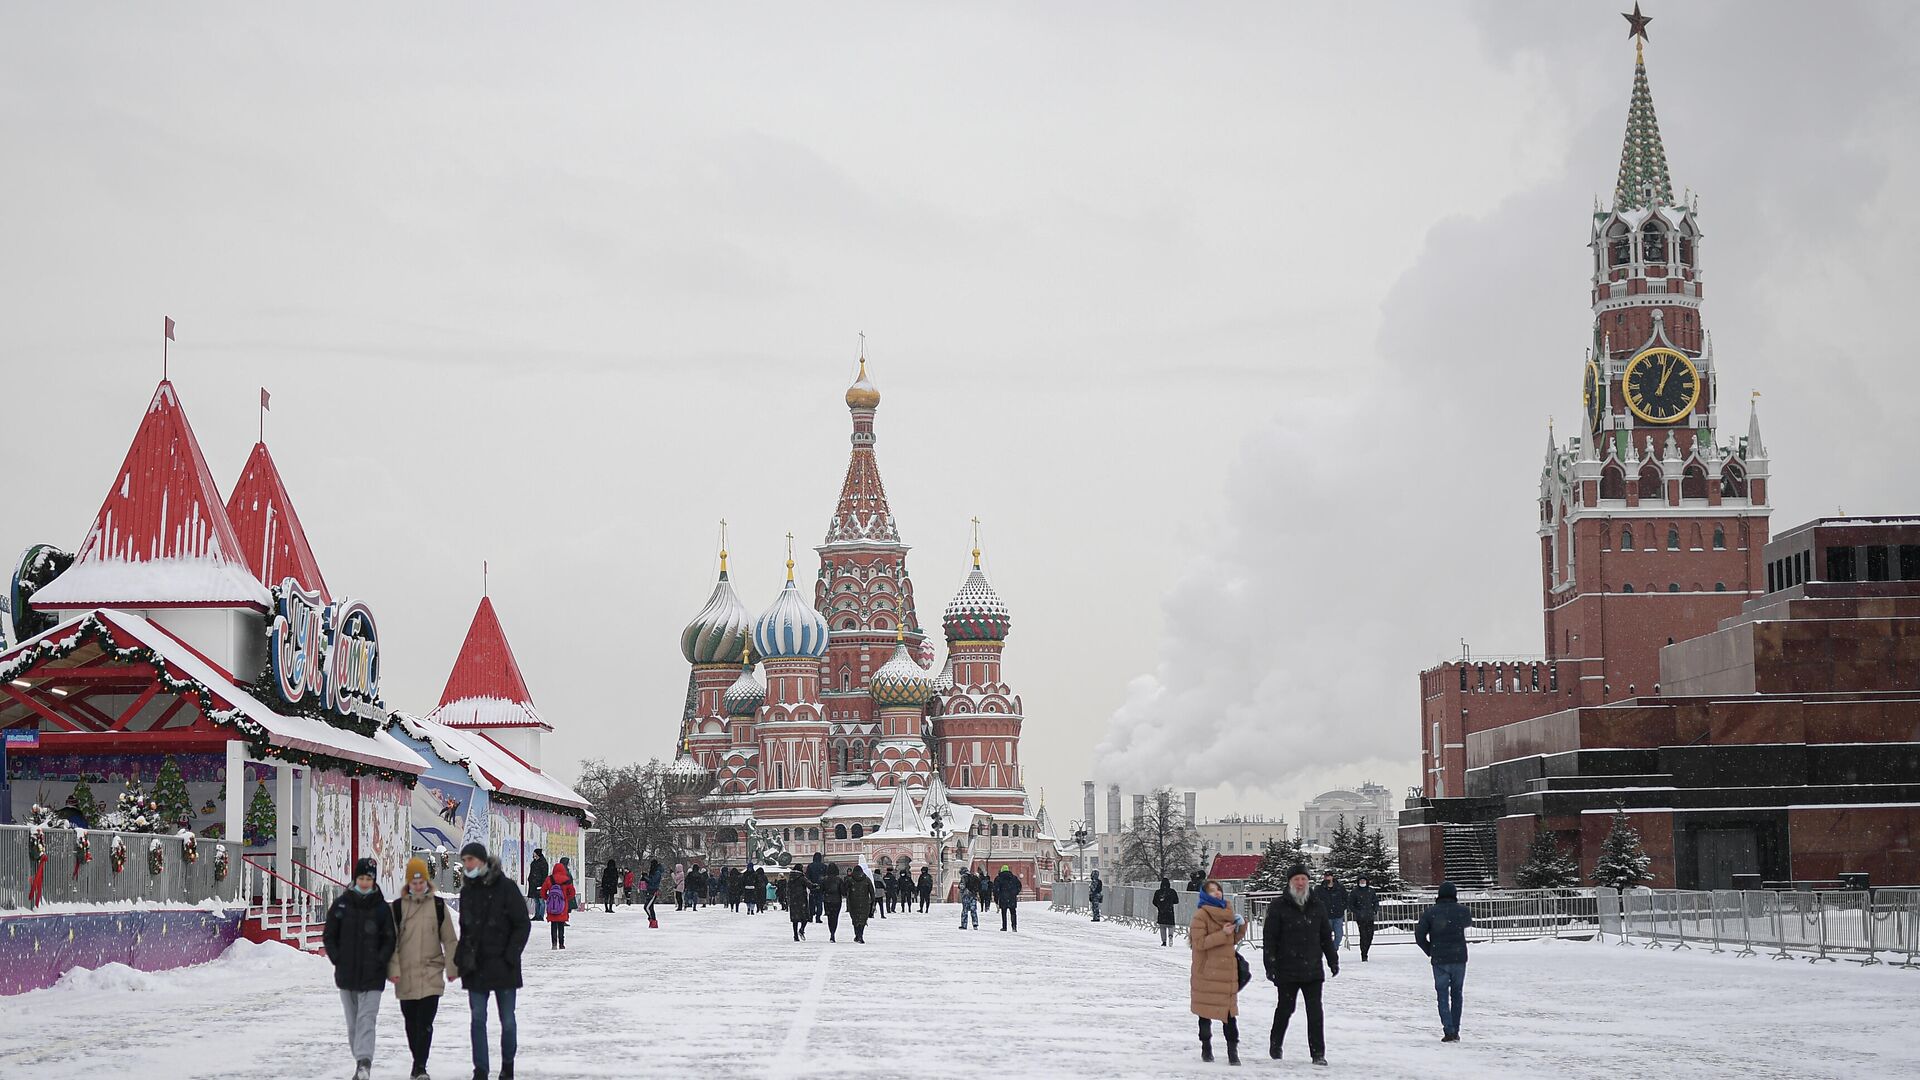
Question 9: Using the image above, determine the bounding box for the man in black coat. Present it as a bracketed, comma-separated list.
[525, 847, 549, 915]
[1262, 864, 1337, 1065]
[806, 852, 827, 922]
[1415, 881, 1475, 1041]
[1088, 869, 1106, 922]
[1313, 871, 1350, 953]
[324, 857, 395, 1080]
[916, 867, 934, 913]
[992, 865, 1022, 932]
[1187, 869, 1205, 893]
[1348, 875, 1381, 962]
[881, 868, 898, 914]
[459, 842, 531, 1080]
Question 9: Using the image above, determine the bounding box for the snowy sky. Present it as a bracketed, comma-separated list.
[3, 2, 1917, 828]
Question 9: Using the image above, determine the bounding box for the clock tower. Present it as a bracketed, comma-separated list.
[1540, 28, 1772, 702]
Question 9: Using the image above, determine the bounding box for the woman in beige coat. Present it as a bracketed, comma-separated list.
[1189, 878, 1247, 1065]
[388, 856, 459, 1080]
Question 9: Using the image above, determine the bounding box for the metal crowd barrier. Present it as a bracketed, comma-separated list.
[1600, 888, 1920, 967]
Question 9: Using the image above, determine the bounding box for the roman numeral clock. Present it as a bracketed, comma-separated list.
[1621, 346, 1701, 424]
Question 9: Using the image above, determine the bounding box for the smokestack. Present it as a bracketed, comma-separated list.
[1107, 784, 1121, 834]
[1133, 793, 1146, 825]
[1185, 791, 1198, 827]
[1082, 781, 1096, 835]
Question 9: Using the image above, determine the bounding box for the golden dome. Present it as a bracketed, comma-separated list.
[845, 356, 881, 409]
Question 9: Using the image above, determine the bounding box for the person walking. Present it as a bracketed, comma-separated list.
[1314, 871, 1350, 952]
[1189, 878, 1247, 1065]
[687, 863, 706, 910]
[846, 864, 876, 942]
[881, 868, 897, 915]
[525, 848, 549, 919]
[1262, 864, 1337, 1066]
[806, 852, 827, 923]
[644, 860, 663, 928]
[1153, 876, 1180, 946]
[978, 868, 994, 913]
[957, 869, 980, 930]
[993, 865, 1022, 932]
[724, 866, 741, 912]
[389, 856, 458, 1080]
[456, 842, 531, 1080]
[1415, 881, 1475, 1042]
[1088, 869, 1105, 922]
[916, 866, 934, 913]
[622, 867, 635, 907]
[1348, 875, 1380, 962]
[1187, 869, 1205, 894]
[541, 864, 573, 949]
[820, 862, 846, 941]
[325, 857, 396, 1080]
[787, 869, 813, 941]
[673, 862, 687, 911]
[600, 858, 620, 914]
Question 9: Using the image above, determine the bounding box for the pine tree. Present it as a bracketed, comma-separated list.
[152, 756, 194, 832]
[106, 781, 162, 834]
[70, 778, 100, 824]
[1353, 825, 1406, 894]
[1592, 809, 1652, 891]
[1515, 827, 1581, 890]
[1324, 815, 1366, 883]
[244, 781, 276, 846]
[1246, 836, 1293, 892]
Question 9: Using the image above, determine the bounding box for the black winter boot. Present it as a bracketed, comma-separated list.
[1200, 1040, 1214, 1063]
[1227, 1043, 1240, 1066]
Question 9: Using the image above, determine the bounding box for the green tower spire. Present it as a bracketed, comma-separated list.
[1613, 37, 1674, 211]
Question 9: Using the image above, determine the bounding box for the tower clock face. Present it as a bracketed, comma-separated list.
[1583, 360, 1603, 428]
[1622, 347, 1701, 424]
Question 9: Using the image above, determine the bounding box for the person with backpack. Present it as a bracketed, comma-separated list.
[1189, 878, 1248, 1065]
[600, 857, 620, 914]
[1415, 881, 1476, 1042]
[1153, 876, 1181, 945]
[846, 864, 876, 942]
[457, 842, 530, 1080]
[1088, 869, 1106, 922]
[389, 856, 458, 1080]
[541, 863, 574, 948]
[325, 857, 396, 1080]
[525, 848, 549, 919]
[993, 865, 1022, 932]
[957, 869, 981, 929]
[820, 862, 846, 941]
[1348, 874, 1380, 962]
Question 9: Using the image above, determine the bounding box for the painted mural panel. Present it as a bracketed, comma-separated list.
[358, 776, 409, 897]
[530, 807, 579, 870]
[464, 788, 491, 851]
[488, 805, 521, 884]
[410, 776, 474, 852]
[307, 769, 354, 885]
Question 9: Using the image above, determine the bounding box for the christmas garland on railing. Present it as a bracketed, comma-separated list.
[74, 828, 92, 878]
[110, 836, 128, 873]
[148, 838, 165, 876]
[1, 613, 419, 787]
[179, 830, 199, 865]
[213, 843, 230, 883]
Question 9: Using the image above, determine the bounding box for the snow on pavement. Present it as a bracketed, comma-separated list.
[1, 903, 1916, 1078]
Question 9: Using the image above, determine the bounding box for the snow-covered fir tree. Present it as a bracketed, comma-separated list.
[104, 781, 163, 834]
[1515, 827, 1581, 890]
[152, 756, 194, 832]
[1592, 809, 1653, 891]
[1353, 824, 1406, 893]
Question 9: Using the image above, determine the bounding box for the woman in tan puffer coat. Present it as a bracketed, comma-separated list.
[388, 856, 459, 1079]
[1189, 878, 1247, 1065]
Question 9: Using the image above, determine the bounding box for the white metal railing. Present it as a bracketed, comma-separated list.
[239, 855, 332, 952]
[0, 822, 242, 910]
[1600, 888, 1920, 967]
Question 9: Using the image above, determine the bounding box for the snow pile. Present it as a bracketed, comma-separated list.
[45, 938, 322, 997]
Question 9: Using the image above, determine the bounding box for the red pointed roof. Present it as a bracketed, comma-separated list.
[428, 596, 549, 730]
[226, 442, 331, 602]
[823, 364, 902, 547]
[34, 380, 270, 609]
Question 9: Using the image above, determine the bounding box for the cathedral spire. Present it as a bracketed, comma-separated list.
[825, 349, 901, 546]
[1613, 8, 1674, 211]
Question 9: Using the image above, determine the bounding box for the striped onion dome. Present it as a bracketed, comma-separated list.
[932, 654, 954, 693]
[942, 563, 1011, 642]
[870, 638, 935, 707]
[664, 754, 712, 794]
[753, 568, 830, 660]
[680, 563, 752, 665]
[723, 662, 765, 717]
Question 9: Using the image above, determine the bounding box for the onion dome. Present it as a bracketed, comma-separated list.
[681, 542, 752, 665]
[933, 654, 954, 693]
[723, 655, 765, 717]
[870, 634, 935, 708]
[753, 552, 830, 660]
[845, 355, 880, 409]
[664, 754, 713, 795]
[942, 538, 1011, 642]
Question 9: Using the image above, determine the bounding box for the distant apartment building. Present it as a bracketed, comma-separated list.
[1298, 783, 1395, 846]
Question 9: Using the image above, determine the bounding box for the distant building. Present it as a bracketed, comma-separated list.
[1298, 784, 1395, 847]
[1194, 815, 1289, 858]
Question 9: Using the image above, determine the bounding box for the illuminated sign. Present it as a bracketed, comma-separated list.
[269, 580, 383, 721]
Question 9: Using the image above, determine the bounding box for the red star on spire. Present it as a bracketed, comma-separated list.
[1623, 3, 1652, 43]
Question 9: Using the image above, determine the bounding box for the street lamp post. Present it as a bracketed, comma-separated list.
[1070, 819, 1091, 884]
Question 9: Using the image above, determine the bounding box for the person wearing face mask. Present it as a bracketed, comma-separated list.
[456, 842, 531, 1080]
[325, 857, 397, 1080]
[389, 856, 459, 1079]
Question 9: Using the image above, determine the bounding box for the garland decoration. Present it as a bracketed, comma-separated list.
[148, 838, 166, 876]
[179, 830, 199, 865]
[213, 843, 230, 883]
[110, 836, 128, 873]
[28, 825, 46, 865]
[74, 828, 92, 878]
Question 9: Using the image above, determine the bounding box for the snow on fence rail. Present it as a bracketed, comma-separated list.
[1600, 888, 1920, 966]
[0, 822, 241, 910]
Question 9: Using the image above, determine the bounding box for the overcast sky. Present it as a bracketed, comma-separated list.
[4, 2, 1917, 831]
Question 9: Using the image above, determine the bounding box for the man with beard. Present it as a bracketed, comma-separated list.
[1261, 864, 1337, 1066]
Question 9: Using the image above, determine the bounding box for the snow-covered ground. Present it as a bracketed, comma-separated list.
[1, 903, 1916, 1078]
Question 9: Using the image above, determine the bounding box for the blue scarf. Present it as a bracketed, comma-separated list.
[1196, 890, 1228, 911]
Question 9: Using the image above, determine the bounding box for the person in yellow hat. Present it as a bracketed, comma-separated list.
[389, 855, 459, 1079]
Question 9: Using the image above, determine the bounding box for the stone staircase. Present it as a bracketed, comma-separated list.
[1441, 822, 1498, 889]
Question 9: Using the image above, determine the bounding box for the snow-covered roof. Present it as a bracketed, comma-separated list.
[3, 609, 427, 773]
[34, 381, 270, 611]
[870, 782, 929, 837]
[394, 712, 586, 810]
[430, 595, 552, 732]
[225, 441, 330, 602]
